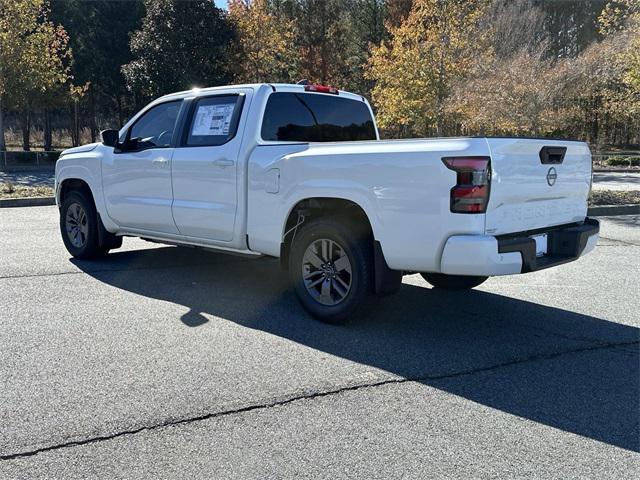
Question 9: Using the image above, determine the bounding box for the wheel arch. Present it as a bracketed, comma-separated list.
[280, 196, 401, 295]
[58, 178, 95, 207]
[58, 177, 120, 251]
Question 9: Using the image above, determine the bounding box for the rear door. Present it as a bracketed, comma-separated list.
[484, 139, 592, 235]
[171, 92, 248, 241]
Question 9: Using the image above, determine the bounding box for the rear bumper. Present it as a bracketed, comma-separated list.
[440, 218, 599, 276]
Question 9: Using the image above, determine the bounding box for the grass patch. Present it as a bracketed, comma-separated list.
[0, 182, 54, 199]
[589, 190, 640, 206]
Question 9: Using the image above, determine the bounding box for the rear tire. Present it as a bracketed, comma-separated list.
[60, 191, 103, 259]
[289, 218, 373, 324]
[421, 272, 488, 290]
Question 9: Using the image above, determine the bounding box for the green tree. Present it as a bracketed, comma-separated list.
[122, 0, 235, 99]
[533, 0, 607, 58]
[344, 0, 388, 94]
[0, 0, 71, 151]
[49, 0, 145, 135]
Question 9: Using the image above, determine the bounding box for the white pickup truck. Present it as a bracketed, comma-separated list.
[55, 82, 599, 323]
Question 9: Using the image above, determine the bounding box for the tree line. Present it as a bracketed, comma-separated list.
[1, 0, 639, 152]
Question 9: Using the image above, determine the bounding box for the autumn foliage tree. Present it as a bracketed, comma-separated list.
[0, 0, 71, 150]
[228, 0, 298, 83]
[2, 0, 640, 151]
[365, 0, 489, 137]
[450, 50, 572, 136]
[617, 1, 640, 95]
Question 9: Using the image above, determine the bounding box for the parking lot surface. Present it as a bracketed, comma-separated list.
[592, 171, 640, 191]
[0, 207, 638, 479]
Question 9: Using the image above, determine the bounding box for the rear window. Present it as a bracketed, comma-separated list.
[261, 92, 376, 142]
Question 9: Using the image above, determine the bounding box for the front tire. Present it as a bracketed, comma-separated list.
[60, 191, 102, 259]
[289, 219, 373, 324]
[421, 272, 488, 290]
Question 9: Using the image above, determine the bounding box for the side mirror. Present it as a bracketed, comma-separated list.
[101, 129, 119, 148]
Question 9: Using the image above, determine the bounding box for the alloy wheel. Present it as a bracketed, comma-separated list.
[65, 202, 89, 248]
[302, 238, 353, 306]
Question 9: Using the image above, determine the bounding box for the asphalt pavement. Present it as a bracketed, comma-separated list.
[592, 172, 640, 191]
[0, 207, 638, 479]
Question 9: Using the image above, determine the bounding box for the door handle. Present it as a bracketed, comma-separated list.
[212, 158, 235, 168]
[152, 157, 169, 167]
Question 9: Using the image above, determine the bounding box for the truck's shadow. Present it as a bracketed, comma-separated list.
[72, 246, 639, 452]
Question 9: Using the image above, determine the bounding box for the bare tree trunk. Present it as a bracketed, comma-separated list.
[436, 0, 447, 137]
[21, 110, 31, 152]
[116, 95, 124, 127]
[72, 100, 80, 147]
[89, 90, 97, 143]
[43, 108, 52, 151]
[320, 3, 328, 84]
[0, 96, 6, 151]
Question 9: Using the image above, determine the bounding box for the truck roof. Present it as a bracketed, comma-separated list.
[155, 83, 367, 103]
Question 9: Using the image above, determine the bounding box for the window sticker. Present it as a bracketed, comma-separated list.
[191, 102, 235, 136]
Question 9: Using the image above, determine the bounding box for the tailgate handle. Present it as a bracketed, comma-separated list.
[539, 146, 566, 165]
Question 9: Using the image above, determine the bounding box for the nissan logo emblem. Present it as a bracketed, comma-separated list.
[546, 167, 557, 186]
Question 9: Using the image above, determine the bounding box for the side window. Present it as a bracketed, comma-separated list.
[261, 92, 377, 142]
[127, 101, 182, 150]
[185, 95, 244, 147]
[260, 93, 315, 142]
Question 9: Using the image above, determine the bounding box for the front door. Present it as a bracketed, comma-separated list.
[102, 100, 183, 234]
[171, 93, 247, 241]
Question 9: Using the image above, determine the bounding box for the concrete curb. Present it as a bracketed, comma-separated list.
[588, 204, 640, 216]
[0, 196, 56, 208]
[0, 166, 56, 173]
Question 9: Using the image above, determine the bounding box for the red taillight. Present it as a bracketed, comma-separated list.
[442, 157, 491, 214]
[304, 84, 339, 94]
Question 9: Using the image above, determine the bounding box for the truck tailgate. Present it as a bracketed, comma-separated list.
[484, 138, 591, 235]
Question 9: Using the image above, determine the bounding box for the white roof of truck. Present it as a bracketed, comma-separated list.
[156, 83, 366, 103]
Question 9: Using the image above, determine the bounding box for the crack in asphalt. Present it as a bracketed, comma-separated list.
[598, 236, 640, 247]
[1, 339, 637, 462]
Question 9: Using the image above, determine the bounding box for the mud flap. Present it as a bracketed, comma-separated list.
[374, 240, 403, 295]
[97, 213, 122, 250]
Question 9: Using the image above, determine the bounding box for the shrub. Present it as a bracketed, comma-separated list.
[606, 156, 640, 167]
